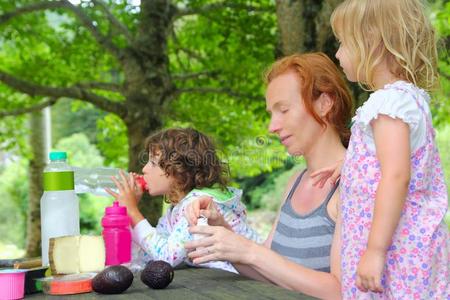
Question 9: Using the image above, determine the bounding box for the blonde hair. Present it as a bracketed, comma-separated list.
[331, 0, 438, 91]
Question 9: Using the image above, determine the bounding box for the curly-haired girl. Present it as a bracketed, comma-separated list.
[107, 128, 260, 272]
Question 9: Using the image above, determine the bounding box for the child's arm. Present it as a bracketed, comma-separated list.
[310, 159, 343, 188]
[357, 115, 411, 292]
[132, 206, 192, 266]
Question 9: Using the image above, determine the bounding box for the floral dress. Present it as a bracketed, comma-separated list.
[340, 81, 450, 299]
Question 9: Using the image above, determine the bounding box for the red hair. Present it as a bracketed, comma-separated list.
[265, 52, 353, 146]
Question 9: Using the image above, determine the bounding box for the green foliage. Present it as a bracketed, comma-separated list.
[55, 133, 104, 167]
[431, 0, 450, 127]
[52, 100, 106, 145]
[243, 161, 305, 211]
[166, 0, 282, 177]
[0, 159, 28, 248]
[436, 124, 450, 202]
[96, 113, 128, 168]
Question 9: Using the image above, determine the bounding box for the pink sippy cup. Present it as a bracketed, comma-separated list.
[101, 201, 131, 265]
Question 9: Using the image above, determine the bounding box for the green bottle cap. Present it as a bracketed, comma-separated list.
[49, 151, 67, 161]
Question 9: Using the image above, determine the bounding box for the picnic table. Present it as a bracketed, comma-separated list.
[26, 267, 317, 299]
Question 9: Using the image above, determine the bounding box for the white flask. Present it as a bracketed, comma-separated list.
[40, 151, 80, 266]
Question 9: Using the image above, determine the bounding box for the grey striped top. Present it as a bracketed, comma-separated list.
[270, 170, 338, 272]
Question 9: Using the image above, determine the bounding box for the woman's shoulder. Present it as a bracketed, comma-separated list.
[354, 80, 429, 128]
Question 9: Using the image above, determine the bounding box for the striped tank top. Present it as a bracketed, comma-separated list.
[270, 170, 338, 272]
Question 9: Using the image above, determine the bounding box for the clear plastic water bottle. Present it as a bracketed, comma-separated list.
[40, 151, 80, 266]
[73, 167, 148, 196]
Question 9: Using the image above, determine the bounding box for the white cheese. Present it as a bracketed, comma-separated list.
[49, 235, 105, 274]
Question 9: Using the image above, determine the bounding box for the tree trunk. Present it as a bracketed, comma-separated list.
[275, 0, 304, 56]
[275, 0, 367, 106]
[118, 0, 175, 225]
[275, 0, 341, 56]
[26, 110, 47, 257]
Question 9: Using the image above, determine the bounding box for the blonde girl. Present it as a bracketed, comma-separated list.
[331, 0, 449, 298]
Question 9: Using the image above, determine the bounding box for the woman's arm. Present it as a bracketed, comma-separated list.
[231, 201, 284, 283]
[356, 116, 410, 292]
[249, 242, 341, 299]
[186, 226, 341, 299]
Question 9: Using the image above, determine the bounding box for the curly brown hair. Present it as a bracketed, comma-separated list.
[145, 128, 229, 204]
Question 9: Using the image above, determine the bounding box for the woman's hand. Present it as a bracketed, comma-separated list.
[310, 159, 343, 188]
[105, 170, 144, 226]
[185, 196, 230, 229]
[356, 248, 385, 293]
[185, 225, 254, 265]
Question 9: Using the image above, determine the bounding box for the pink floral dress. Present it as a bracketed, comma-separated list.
[340, 81, 450, 299]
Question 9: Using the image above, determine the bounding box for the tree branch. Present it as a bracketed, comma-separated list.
[0, 1, 66, 25]
[0, 69, 127, 117]
[75, 81, 122, 92]
[176, 47, 208, 65]
[175, 2, 271, 19]
[0, 1, 123, 60]
[175, 87, 263, 101]
[92, 0, 133, 43]
[61, 0, 123, 59]
[0, 97, 58, 117]
[172, 70, 218, 81]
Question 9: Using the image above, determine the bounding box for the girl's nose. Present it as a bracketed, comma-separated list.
[142, 163, 149, 174]
[335, 46, 341, 60]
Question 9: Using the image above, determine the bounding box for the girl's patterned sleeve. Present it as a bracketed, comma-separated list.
[131, 206, 192, 267]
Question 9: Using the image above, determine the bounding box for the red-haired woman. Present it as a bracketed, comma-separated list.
[185, 52, 353, 299]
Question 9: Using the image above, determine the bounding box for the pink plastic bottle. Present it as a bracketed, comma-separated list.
[101, 201, 131, 265]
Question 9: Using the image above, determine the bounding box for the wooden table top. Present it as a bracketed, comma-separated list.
[26, 267, 317, 299]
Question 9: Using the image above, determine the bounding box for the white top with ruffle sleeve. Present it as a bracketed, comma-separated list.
[352, 80, 431, 153]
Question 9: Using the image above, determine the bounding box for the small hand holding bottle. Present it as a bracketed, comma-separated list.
[106, 170, 145, 226]
[185, 196, 231, 230]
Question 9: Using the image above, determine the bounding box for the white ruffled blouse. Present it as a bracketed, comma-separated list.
[352, 80, 431, 153]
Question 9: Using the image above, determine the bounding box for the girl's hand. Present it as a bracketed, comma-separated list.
[356, 248, 385, 293]
[185, 196, 230, 229]
[130, 172, 145, 200]
[310, 159, 343, 188]
[105, 170, 144, 226]
[185, 225, 253, 265]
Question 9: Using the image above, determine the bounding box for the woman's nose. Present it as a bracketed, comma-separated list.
[268, 117, 280, 133]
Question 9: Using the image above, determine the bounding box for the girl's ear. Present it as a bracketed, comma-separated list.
[316, 93, 334, 117]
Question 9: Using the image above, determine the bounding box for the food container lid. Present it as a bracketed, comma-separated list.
[36, 273, 95, 295]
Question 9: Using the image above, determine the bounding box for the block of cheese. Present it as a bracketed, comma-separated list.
[49, 235, 105, 274]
